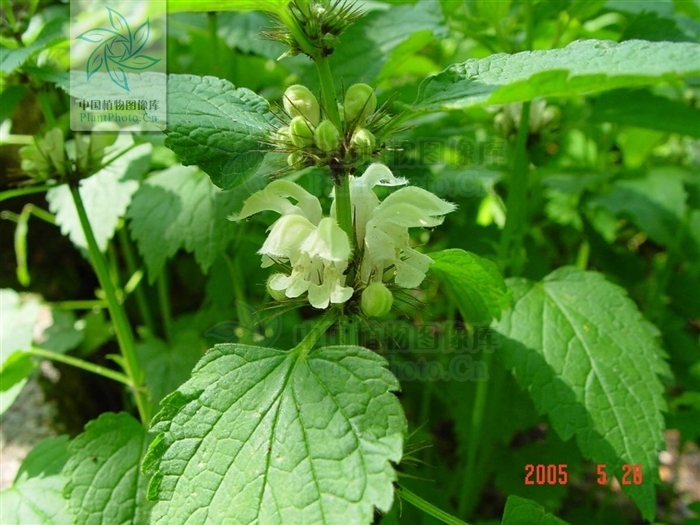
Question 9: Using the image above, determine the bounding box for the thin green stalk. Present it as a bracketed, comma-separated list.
[28, 346, 131, 386]
[0, 134, 34, 145]
[294, 310, 339, 358]
[156, 270, 173, 342]
[0, 184, 54, 203]
[69, 183, 149, 423]
[498, 101, 531, 277]
[458, 348, 494, 517]
[315, 57, 341, 128]
[54, 299, 107, 310]
[117, 226, 156, 335]
[398, 485, 471, 525]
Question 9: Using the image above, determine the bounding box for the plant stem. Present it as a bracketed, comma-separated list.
[498, 101, 531, 277]
[117, 226, 156, 335]
[295, 310, 339, 358]
[0, 134, 34, 145]
[0, 184, 54, 203]
[458, 348, 494, 517]
[398, 485, 471, 525]
[54, 299, 107, 310]
[28, 346, 132, 386]
[315, 57, 342, 128]
[156, 270, 173, 342]
[69, 183, 149, 423]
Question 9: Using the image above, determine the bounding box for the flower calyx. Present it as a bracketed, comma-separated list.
[276, 83, 393, 173]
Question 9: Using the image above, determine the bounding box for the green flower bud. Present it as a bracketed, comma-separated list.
[361, 282, 393, 317]
[314, 119, 340, 153]
[287, 151, 305, 168]
[89, 122, 120, 159]
[351, 128, 375, 155]
[283, 85, 320, 126]
[266, 274, 288, 301]
[344, 83, 377, 124]
[289, 116, 315, 148]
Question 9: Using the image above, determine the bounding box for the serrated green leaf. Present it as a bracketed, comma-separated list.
[0, 15, 66, 74]
[415, 40, 700, 111]
[429, 249, 511, 323]
[144, 343, 406, 525]
[136, 330, 206, 409]
[63, 412, 152, 525]
[46, 135, 152, 253]
[501, 495, 570, 525]
[164, 74, 275, 190]
[127, 165, 250, 280]
[0, 436, 72, 525]
[492, 267, 669, 520]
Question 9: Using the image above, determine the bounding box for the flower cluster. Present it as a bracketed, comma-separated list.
[232, 163, 456, 312]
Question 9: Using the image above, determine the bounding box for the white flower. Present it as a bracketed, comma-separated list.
[339, 163, 456, 288]
[231, 182, 352, 309]
[231, 163, 455, 309]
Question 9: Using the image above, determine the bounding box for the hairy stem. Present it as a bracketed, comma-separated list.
[295, 310, 339, 358]
[69, 183, 150, 423]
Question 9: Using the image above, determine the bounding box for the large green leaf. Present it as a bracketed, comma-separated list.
[126, 165, 252, 280]
[163, 74, 275, 190]
[0, 15, 67, 74]
[415, 40, 700, 111]
[591, 89, 700, 138]
[46, 135, 152, 252]
[0, 436, 72, 525]
[492, 267, 669, 520]
[63, 412, 152, 525]
[429, 249, 511, 323]
[144, 343, 406, 524]
[501, 495, 569, 525]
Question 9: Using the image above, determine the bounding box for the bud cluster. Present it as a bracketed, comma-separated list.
[19, 123, 120, 182]
[277, 83, 388, 172]
[264, 0, 363, 59]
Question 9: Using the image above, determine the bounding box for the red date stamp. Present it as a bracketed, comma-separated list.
[524, 464, 643, 485]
